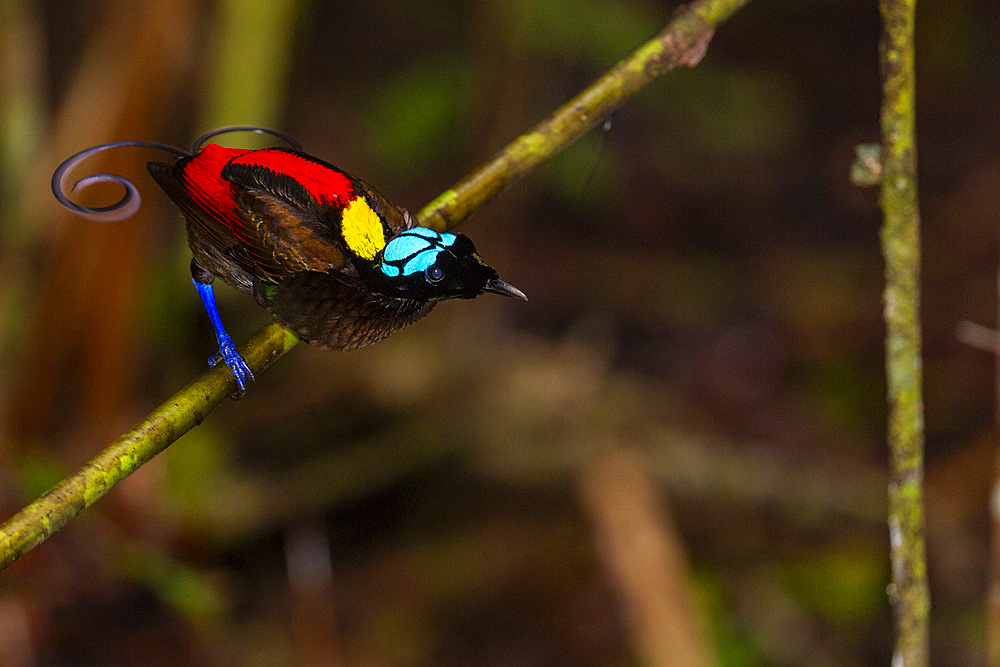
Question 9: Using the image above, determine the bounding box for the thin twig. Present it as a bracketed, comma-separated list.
[878, 0, 929, 663]
[955, 320, 1000, 354]
[0, 0, 751, 572]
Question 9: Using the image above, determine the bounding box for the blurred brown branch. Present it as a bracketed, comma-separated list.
[581, 449, 711, 666]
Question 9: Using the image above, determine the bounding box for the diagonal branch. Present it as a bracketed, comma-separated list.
[0, 0, 750, 572]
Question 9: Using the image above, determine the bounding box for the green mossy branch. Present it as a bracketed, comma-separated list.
[0, 324, 299, 570]
[878, 0, 929, 664]
[0, 0, 749, 572]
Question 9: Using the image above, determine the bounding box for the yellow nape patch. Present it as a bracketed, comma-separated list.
[341, 197, 386, 260]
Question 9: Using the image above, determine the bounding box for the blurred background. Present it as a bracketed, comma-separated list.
[1, 0, 997, 664]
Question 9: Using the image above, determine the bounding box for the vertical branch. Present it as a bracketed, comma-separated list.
[991, 458, 1000, 665]
[878, 0, 929, 664]
[989, 223, 1000, 663]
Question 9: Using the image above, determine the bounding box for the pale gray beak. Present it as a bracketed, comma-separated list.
[484, 277, 527, 300]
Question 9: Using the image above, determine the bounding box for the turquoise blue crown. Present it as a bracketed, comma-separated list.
[380, 227, 457, 278]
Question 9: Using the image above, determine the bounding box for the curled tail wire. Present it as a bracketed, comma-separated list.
[52, 140, 188, 222]
[190, 126, 301, 154]
[52, 126, 302, 222]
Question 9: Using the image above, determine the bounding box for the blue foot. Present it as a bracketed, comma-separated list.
[209, 334, 255, 397]
[192, 277, 254, 398]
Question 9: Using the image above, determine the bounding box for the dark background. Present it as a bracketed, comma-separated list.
[1, 0, 997, 664]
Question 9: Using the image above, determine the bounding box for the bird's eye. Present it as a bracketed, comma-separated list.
[425, 266, 444, 283]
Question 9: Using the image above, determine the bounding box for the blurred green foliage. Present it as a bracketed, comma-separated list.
[509, 0, 661, 64]
[364, 56, 475, 175]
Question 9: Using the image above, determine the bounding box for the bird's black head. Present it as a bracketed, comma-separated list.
[367, 227, 526, 303]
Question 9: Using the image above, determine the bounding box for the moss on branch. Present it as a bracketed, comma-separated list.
[877, 0, 929, 664]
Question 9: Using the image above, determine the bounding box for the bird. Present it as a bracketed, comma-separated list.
[52, 127, 525, 396]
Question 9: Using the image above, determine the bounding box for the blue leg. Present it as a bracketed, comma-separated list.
[192, 278, 254, 395]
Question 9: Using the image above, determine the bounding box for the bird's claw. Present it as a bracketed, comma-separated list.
[209, 335, 255, 398]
